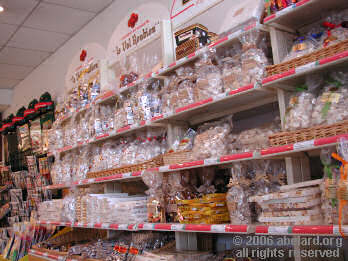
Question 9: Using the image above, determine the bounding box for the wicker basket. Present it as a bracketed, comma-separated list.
[269, 120, 348, 147]
[163, 150, 192, 165]
[266, 39, 348, 76]
[86, 155, 164, 179]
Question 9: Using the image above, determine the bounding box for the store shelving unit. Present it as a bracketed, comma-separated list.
[45, 133, 346, 190]
[34, 3, 348, 261]
[36, 221, 348, 237]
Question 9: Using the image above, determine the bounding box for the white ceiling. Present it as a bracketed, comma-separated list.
[0, 0, 113, 89]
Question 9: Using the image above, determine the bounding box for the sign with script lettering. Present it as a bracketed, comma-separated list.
[107, 3, 169, 59]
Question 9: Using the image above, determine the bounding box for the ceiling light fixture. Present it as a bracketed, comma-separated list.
[0, 6, 4, 12]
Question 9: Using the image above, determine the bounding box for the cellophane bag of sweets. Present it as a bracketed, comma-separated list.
[175, 66, 196, 108]
[320, 148, 339, 224]
[321, 10, 348, 48]
[239, 30, 269, 86]
[192, 115, 233, 160]
[194, 48, 224, 101]
[312, 70, 348, 126]
[285, 74, 323, 131]
[226, 163, 254, 224]
[142, 170, 165, 223]
[221, 43, 243, 92]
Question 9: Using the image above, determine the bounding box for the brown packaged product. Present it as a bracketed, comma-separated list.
[192, 116, 233, 160]
[194, 49, 224, 101]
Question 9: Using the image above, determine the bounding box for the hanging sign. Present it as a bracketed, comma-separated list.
[107, 2, 169, 59]
[170, 0, 223, 29]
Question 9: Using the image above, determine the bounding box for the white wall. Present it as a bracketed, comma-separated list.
[4, 0, 171, 117]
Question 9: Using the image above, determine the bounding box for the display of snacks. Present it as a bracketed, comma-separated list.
[192, 116, 233, 160]
[250, 180, 324, 225]
[176, 193, 229, 224]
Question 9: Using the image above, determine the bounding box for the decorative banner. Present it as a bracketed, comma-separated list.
[170, 0, 223, 29]
[65, 43, 106, 92]
[107, 2, 169, 59]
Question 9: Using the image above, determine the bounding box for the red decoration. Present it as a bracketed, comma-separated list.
[128, 13, 139, 28]
[80, 49, 87, 61]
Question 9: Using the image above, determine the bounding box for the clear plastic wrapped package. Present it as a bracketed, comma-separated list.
[321, 11, 348, 48]
[312, 71, 348, 126]
[192, 116, 233, 160]
[194, 49, 224, 101]
[226, 163, 253, 224]
[237, 119, 281, 151]
[285, 74, 323, 130]
[221, 44, 243, 92]
[175, 67, 196, 108]
[142, 170, 165, 223]
[239, 30, 269, 86]
[320, 148, 339, 224]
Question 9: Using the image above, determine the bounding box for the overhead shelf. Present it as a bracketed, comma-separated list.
[45, 133, 347, 190]
[36, 221, 347, 236]
[263, 0, 348, 30]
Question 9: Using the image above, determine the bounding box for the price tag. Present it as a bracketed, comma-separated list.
[211, 225, 226, 233]
[171, 224, 185, 231]
[268, 226, 290, 235]
[101, 223, 110, 229]
[118, 224, 128, 230]
[159, 166, 170, 172]
[333, 226, 348, 235]
[142, 223, 155, 230]
[293, 140, 314, 150]
[295, 62, 316, 73]
[204, 158, 218, 165]
[122, 173, 132, 179]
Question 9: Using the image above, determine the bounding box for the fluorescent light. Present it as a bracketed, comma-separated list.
[0, 6, 4, 12]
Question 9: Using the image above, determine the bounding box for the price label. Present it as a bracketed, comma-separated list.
[142, 223, 155, 230]
[268, 226, 290, 235]
[211, 225, 226, 233]
[295, 62, 316, 73]
[204, 158, 218, 165]
[171, 224, 185, 231]
[293, 140, 314, 150]
[118, 224, 128, 230]
[101, 223, 110, 229]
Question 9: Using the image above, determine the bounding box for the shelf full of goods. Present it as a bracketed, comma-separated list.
[44, 0, 348, 231]
[2, 0, 348, 260]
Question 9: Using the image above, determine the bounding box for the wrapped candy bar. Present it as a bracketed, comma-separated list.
[192, 116, 233, 160]
[194, 48, 224, 101]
